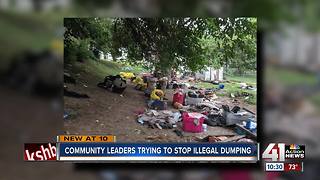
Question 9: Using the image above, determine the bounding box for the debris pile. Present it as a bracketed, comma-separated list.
[137, 110, 182, 129]
[195, 135, 254, 143]
[97, 75, 127, 94]
[134, 75, 257, 142]
[239, 82, 256, 91]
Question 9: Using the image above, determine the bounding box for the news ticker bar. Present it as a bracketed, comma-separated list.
[24, 141, 258, 162]
[265, 162, 304, 172]
[57, 143, 258, 161]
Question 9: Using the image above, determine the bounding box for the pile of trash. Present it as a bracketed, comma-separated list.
[136, 102, 257, 140]
[97, 75, 127, 94]
[239, 82, 256, 91]
[230, 91, 253, 99]
[137, 110, 181, 129]
[204, 104, 252, 126]
[135, 77, 257, 142]
[198, 103, 257, 138]
[169, 81, 191, 89]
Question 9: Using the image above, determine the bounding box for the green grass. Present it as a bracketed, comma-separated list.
[128, 66, 147, 74]
[69, 60, 122, 80]
[266, 67, 317, 86]
[67, 60, 150, 83]
[119, 62, 147, 75]
[225, 74, 257, 85]
[195, 75, 257, 105]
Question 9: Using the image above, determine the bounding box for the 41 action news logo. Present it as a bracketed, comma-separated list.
[262, 143, 305, 161]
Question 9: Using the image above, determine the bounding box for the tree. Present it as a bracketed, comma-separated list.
[111, 18, 213, 75]
[64, 18, 112, 62]
[64, 17, 257, 75]
[203, 18, 257, 74]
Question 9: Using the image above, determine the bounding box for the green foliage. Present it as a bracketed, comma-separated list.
[78, 38, 95, 61]
[64, 36, 95, 63]
[204, 18, 257, 74]
[64, 36, 77, 63]
[64, 18, 257, 75]
[111, 18, 210, 74]
[64, 18, 112, 63]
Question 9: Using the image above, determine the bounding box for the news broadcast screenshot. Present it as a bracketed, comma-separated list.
[0, 1, 319, 180]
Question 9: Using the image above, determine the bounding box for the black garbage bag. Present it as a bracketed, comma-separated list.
[231, 106, 241, 113]
[187, 91, 198, 98]
[112, 77, 127, 93]
[222, 105, 230, 112]
[205, 114, 225, 126]
[156, 82, 162, 89]
[97, 75, 127, 94]
[172, 83, 179, 89]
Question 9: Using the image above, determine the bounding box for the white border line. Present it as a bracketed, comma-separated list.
[59, 156, 256, 161]
[257, 143, 260, 161]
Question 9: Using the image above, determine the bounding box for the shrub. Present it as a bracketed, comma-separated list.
[65, 36, 95, 64]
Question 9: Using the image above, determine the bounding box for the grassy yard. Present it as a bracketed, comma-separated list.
[67, 60, 122, 80]
[225, 74, 256, 85]
[66, 60, 147, 80]
[67, 59, 258, 105]
[119, 63, 148, 74]
[266, 66, 317, 86]
[196, 74, 257, 105]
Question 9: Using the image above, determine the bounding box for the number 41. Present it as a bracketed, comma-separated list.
[262, 143, 285, 161]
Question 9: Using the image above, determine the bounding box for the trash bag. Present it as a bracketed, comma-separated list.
[173, 91, 184, 105]
[97, 75, 114, 89]
[97, 75, 126, 94]
[144, 89, 152, 97]
[150, 89, 164, 100]
[222, 105, 230, 112]
[132, 76, 143, 85]
[205, 114, 225, 126]
[224, 112, 248, 126]
[112, 78, 126, 93]
[150, 100, 167, 110]
[172, 83, 179, 89]
[156, 82, 162, 89]
[187, 91, 198, 98]
[231, 106, 241, 113]
[205, 90, 214, 95]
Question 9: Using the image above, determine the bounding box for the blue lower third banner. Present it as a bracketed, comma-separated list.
[58, 143, 258, 161]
